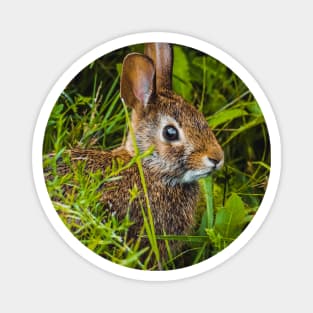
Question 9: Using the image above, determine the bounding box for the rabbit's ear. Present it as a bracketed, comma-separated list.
[120, 53, 155, 111]
[144, 43, 173, 92]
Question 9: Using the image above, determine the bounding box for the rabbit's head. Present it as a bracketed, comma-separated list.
[121, 43, 224, 186]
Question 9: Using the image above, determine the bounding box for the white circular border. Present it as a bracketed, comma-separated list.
[32, 32, 281, 281]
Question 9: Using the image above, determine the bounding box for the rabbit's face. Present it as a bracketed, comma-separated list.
[135, 93, 224, 186]
[120, 44, 224, 186]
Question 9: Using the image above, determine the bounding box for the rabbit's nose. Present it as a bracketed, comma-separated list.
[207, 156, 224, 169]
[208, 158, 219, 167]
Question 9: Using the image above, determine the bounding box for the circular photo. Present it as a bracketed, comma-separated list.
[33, 33, 280, 280]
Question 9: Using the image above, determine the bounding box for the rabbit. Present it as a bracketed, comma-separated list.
[45, 43, 224, 266]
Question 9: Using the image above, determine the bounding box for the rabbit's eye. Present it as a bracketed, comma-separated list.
[163, 125, 179, 141]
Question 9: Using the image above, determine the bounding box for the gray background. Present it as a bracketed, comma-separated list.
[1, 1, 312, 312]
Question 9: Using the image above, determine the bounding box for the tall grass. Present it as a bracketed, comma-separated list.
[43, 44, 270, 269]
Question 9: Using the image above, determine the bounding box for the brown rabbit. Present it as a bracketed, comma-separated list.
[46, 43, 224, 265]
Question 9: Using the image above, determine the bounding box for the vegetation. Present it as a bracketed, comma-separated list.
[43, 44, 270, 270]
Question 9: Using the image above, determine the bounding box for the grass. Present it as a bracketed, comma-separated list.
[43, 44, 270, 270]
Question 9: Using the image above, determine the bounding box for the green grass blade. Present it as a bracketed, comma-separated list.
[199, 175, 214, 235]
[121, 99, 161, 266]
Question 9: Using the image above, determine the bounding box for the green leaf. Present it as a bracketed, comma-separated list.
[214, 193, 247, 238]
[207, 108, 248, 129]
[172, 46, 192, 101]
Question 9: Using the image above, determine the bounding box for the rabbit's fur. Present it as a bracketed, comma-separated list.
[46, 43, 224, 262]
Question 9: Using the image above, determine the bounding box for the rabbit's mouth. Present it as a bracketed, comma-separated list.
[180, 168, 215, 183]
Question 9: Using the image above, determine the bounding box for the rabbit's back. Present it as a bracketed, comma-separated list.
[45, 147, 199, 257]
[68, 148, 199, 237]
